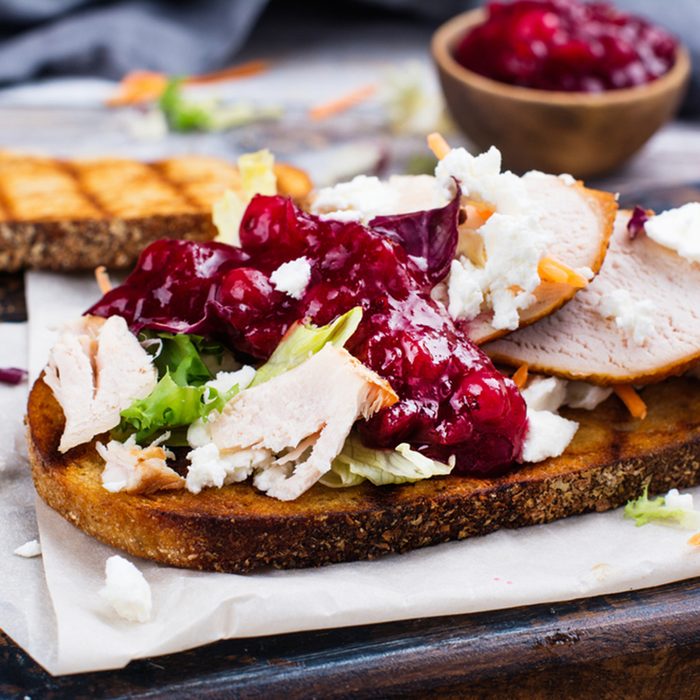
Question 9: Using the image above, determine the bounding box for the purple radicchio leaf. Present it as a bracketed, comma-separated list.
[627, 206, 649, 240]
[368, 186, 461, 284]
[0, 367, 27, 385]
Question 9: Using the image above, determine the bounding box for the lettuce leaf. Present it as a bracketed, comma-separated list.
[159, 78, 215, 132]
[251, 307, 362, 387]
[213, 149, 277, 244]
[147, 332, 215, 387]
[119, 371, 239, 444]
[320, 435, 453, 488]
[624, 485, 700, 529]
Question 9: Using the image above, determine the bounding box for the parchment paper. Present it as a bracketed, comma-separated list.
[1, 270, 698, 676]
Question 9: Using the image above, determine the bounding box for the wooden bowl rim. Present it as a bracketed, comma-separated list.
[432, 8, 691, 108]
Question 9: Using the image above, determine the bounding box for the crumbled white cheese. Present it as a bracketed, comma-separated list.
[665, 488, 694, 512]
[205, 366, 256, 398]
[558, 173, 576, 186]
[185, 443, 270, 494]
[318, 209, 363, 223]
[447, 258, 484, 320]
[435, 146, 528, 215]
[14, 539, 41, 558]
[100, 555, 152, 623]
[645, 203, 700, 263]
[312, 175, 399, 222]
[521, 375, 612, 414]
[270, 257, 311, 300]
[457, 212, 547, 330]
[521, 408, 579, 463]
[565, 382, 612, 410]
[521, 376, 568, 413]
[311, 174, 446, 224]
[599, 289, 655, 345]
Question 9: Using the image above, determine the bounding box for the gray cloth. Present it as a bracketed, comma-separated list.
[0, 0, 267, 82]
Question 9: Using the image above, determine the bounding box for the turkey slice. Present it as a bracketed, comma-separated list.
[466, 174, 617, 343]
[485, 211, 700, 385]
[44, 314, 157, 452]
[206, 344, 398, 501]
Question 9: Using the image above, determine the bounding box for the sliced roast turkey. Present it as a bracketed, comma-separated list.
[466, 174, 618, 344]
[485, 210, 700, 385]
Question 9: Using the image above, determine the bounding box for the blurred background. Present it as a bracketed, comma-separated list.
[0, 0, 698, 195]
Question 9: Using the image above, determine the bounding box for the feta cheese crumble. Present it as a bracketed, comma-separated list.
[447, 212, 549, 330]
[436, 146, 528, 215]
[270, 257, 311, 300]
[644, 203, 700, 264]
[205, 366, 256, 398]
[521, 408, 579, 463]
[185, 442, 270, 494]
[599, 288, 655, 345]
[311, 174, 446, 224]
[14, 539, 41, 558]
[100, 555, 152, 623]
[518, 374, 613, 463]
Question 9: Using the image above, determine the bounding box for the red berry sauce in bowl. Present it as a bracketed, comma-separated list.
[454, 0, 678, 92]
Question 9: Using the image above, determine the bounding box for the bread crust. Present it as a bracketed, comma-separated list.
[0, 155, 312, 272]
[27, 375, 700, 573]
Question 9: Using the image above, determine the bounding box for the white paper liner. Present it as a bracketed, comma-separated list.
[0, 270, 698, 676]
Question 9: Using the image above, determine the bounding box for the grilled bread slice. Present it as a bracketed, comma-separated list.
[0, 153, 311, 272]
[27, 374, 700, 573]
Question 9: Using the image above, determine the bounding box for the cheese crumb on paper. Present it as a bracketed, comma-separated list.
[100, 555, 152, 623]
[14, 539, 41, 558]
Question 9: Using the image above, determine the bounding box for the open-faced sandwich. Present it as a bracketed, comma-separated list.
[27, 140, 700, 572]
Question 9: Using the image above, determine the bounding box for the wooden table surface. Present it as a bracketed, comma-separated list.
[2, 183, 700, 700]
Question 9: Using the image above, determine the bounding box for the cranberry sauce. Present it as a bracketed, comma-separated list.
[89, 195, 527, 476]
[455, 0, 677, 92]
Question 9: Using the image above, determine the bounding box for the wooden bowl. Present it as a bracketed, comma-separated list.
[432, 9, 691, 178]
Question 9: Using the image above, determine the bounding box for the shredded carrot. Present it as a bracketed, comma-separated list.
[107, 61, 271, 106]
[427, 132, 451, 160]
[185, 60, 270, 85]
[613, 385, 648, 420]
[106, 70, 169, 106]
[512, 363, 529, 389]
[95, 266, 112, 294]
[309, 84, 377, 121]
[538, 256, 588, 288]
[688, 533, 700, 547]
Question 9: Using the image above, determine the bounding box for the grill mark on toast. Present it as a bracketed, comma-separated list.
[148, 161, 202, 213]
[58, 159, 110, 219]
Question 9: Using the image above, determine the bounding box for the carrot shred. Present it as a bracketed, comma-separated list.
[427, 132, 451, 160]
[185, 60, 270, 85]
[106, 70, 169, 106]
[95, 266, 112, 294]
[687, 533, 700, 547]
[613, 385, 648, 420]
[512, 363, 529, 389]
[107, 61, 271, 106]
[309, 84, 377, 121]
[538, 256, 588, 288]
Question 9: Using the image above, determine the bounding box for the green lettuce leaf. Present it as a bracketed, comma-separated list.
[148, 332, 215, 387]
[320, 435, 453, 488]
[624, 484, 700, 529]
[251, 307, 363, 387]
[159, 78, 215, 132]
[119, 371, 239, 444]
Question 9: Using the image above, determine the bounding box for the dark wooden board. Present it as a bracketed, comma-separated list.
[2, 578, 700, 699]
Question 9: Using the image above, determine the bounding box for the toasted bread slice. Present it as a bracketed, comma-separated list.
[28, 374, 700, 573]
[0, 153, 312, 272]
